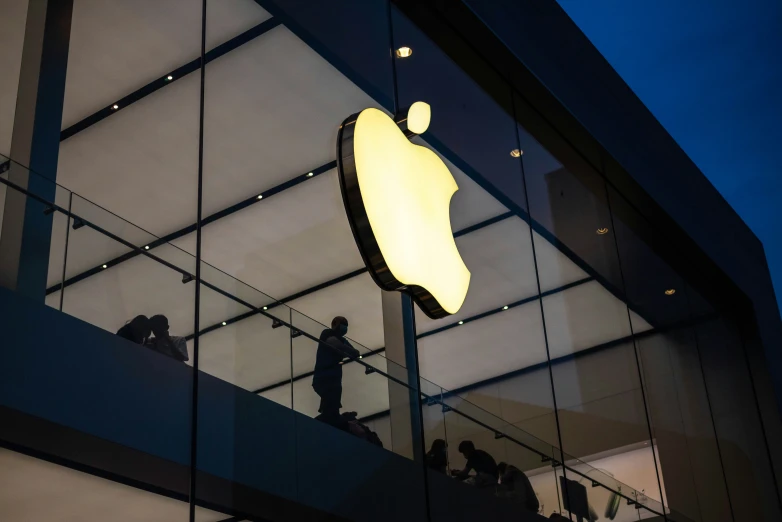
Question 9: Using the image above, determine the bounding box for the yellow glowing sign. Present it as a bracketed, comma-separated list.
[338, 102, 470, 317]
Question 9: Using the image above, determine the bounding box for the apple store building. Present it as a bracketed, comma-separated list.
[1, 2, 781, 522]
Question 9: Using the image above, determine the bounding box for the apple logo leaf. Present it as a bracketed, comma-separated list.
[337, 101, 471, 320]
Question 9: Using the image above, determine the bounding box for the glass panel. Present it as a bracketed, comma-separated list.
[390, 4, 526, 215]
[194, 260, 297, 518]
[59, 194, 195, 348]
[0, 177, 195, 520]
[607, 185, 737, 522]
[201, 0, 392, 316]
[694, 309, 782, 522]
[59, 0, 202, 243]
[515, 104, 662, 512]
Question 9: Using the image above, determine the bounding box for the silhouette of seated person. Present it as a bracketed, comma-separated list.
[426, 438, 448, 474]
[145, 314, 189, 362]
[117, 315, 151, 345]
[451, 440, 499, 488]
[312, 316, 359, 427]
[497, 461, 540, 513]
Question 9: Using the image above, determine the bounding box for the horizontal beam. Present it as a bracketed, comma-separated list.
[60, 18, 281, 141]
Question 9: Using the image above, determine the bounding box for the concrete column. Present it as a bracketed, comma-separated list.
[0, 0, 73, 299]
[382, 290, 425, 462]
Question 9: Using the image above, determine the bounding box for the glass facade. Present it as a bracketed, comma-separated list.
[1, 1, 780, 522]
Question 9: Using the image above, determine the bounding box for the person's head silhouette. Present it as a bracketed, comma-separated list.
[149, 314, 170, 338]
[430, 438, 447, 453]
[458, 440, 475, 459]
[331, 316, 348, 336]
[127, 315, 152, 343]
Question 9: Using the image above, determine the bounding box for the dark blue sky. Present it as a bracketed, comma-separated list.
[557, 0, 782, 310]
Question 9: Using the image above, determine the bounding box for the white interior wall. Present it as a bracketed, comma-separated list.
[528, 445, 666, 520]
[0, 448, 227, 522]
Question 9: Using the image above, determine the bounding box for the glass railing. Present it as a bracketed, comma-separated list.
[0, 153, 680, 521]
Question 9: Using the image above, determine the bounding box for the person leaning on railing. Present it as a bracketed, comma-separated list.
[312, 316, 359, 424]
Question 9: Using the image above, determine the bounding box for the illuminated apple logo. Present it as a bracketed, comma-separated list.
[337, 102, 470, 319]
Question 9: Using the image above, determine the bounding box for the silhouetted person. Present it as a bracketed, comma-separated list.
[312, 316, 359, 422]
[117, 315, 151, 344]
[452, 440, 499, 488]
[426, 438, 448, 474]
[497, 462, 539, 513]
[146, 314, 189, 362]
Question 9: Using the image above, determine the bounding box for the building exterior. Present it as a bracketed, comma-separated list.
[1, 1, 780, 522]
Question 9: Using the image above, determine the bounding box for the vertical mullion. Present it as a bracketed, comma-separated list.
[188, 0, 207, 520]
[603, 179, 669, 520]
[512, 91, 573, 521]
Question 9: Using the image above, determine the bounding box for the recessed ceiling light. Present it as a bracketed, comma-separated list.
[458, 320, 464, 325]
[102, 264, 108, 269]
[221, 321, 227, 326]
[503, 305, 509, 310]
[510, 149, 522, 158]
[306, 172, 314, 177]
[395, 47, 412, 58]
[665, 289, 676, 296]
[257, 194, 263, 200]
[144, 245, 150, 250]
[166, 75, 173, 81]
[596, 227, 609, 235]
[359, 355, 363, 359]
[112, 104, 119, 110]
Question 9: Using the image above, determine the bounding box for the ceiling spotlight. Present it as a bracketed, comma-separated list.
[664, 289, 676, 296]
[306, 172, 314, 177]
[102, 264, 108, 269]
[359, 355, 363, 359]
[166, 75, 173, 81]
[502, 305, 509, 310]
[221, 321, 227, 326]
[596, 227, 609, 235]
[257, 194, 263, 200]
[144, 245, 150, 250]
[458, 320, 464, 325]
[395, 46, 412, 58]
[510, 149, 522, 158]
[112, 104, 119, 110]
[263, 306, 268, 310]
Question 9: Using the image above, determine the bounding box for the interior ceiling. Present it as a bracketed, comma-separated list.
[25, 0, 654, 422]
[0, 448, 228, 522]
